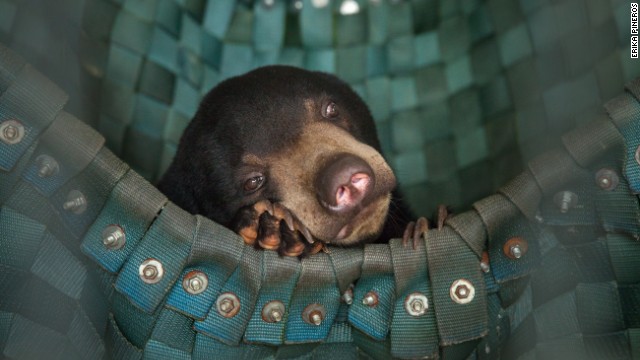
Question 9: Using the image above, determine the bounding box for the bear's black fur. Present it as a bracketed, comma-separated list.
[158, 66, 415, 254]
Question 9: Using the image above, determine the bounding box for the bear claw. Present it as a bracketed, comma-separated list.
[402, 204, 449, 249]
[402, 217, 429, 250]
[234, 200, 320, 257]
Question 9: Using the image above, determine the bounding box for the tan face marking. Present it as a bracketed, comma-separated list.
[264, 121, 396, 244]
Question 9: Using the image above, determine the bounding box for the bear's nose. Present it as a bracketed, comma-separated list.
[316, 154, 375, 212]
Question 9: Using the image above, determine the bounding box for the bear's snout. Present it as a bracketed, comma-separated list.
[315, 153, 375, 213]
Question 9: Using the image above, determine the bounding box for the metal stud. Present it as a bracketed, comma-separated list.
[311, 0, 329, 8]
[450, 279, 475, 304]
[36, 155, 59, 178]
[302, 303, 326, 326]
[310, 312, 322, 325]
[63, 190, 87, 214]
[595, 168, 619, 191]
[102, 224, 125, 250]
[0, 120, 25, 144]
[503, 237, 528, 260]
[342, 286, 354, 305]
[339, 0, 360, 15]
[635, 145, 640, 166]
[362, 291, 379, 307]
[404, 292, 428, 316]
[262, 300, 285, 323]
[510, 245, 522, 259]
[182, 270, 208, 295]
[553, 191, 578, 213]
[139, 258, 164, 284]
[216, 292, 241, 318]
[262, 0, 275, 8]
[480, 251, 490, 273]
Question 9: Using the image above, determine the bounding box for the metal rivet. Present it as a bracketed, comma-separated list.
[511, 245, 522, 258]
[292, 0, 303, 11]
[553, 191, 578, 213]
[182, 270, 208, 295]
[362, 291, 378, 307]
[339, 0, 360, 15]
[36, 155, 59, 178]
[262, 0, 275, 8]
[302, 303, 326, 326]
[63, 190, 87, 214]
[311, 0, 329, 8]
[342, 286, 354, 305]
[0, 120, 25, 144]
[450, 279, 475, 304]
[262, 300, 285, 323]
[139, 258, 163, 284]
[102, 224, 125, 250]
[503, 237, 528, 260]
[216, 292, 241, 318]
[310, 311, 322, 325]
[595, 168, 619, 191]
[404, 292, 428, 316]
[480, 251, 490, 273]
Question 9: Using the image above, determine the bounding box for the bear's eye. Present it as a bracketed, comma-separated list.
[322, 102, 339, 118]
[244, 175, 265, 193]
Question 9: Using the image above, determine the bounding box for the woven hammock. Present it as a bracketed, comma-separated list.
[2, 41, 640, 358]
[1, 0, 640, 359]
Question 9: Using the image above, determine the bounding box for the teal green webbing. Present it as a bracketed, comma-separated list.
[607, 233, 640, 284]
[187, 215, 244, 266]
[533, 291, 580, 341]
[445, 210, 487, 258]
[194, 331, 275, 359]
[111, 291, 158, 349]
[0, 140, 36, 204]
[244, 251, 301, 345]
[252, 0, 285, 52]
[310, 342, 358, 359]
[527, 149, 587, 196]
[0, 206, 45, 270]
[498, 171, 543, 220]
[195, 246, 262, 345]
[284, 252, 339, 343]
[3, 314, 69, 359]
[0, 64, 68, 130]
[605, 92, 640, 129]
[595, 175, 640, 236]
[349, 244, 394, 341]
[473, 194, 520, 238]
[0, 43, 23, 94]
[560, 118, 623, 167]
[148, 309, 195, 353]
[389, 237, 438, 358]
[328, 247, 363, 294]
[30, 233, 87, 299]
[107, 313, 143, 360]
[326, 320, 352, 343]
[630, 328, 640, 358]
[300, 0, 332, 48]
[575, 282, 624, 334]
[426, 227, 488, 345]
